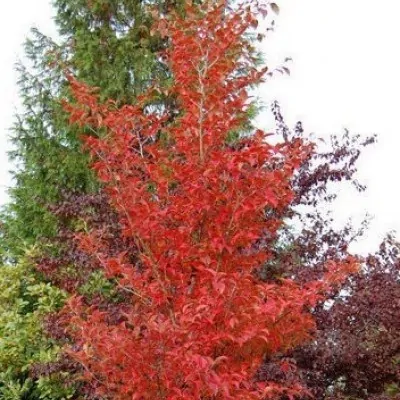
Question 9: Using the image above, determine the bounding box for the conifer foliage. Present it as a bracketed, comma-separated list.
[1, 0, 176, 258]
[62, 2, 357, 398]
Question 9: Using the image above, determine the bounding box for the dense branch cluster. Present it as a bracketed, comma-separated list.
[53, 2, 356, 398]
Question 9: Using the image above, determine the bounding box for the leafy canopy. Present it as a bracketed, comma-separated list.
[62, 1, 357, 398]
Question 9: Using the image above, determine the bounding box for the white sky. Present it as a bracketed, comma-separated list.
[0, 0, 399, 255]
[0, 0, 57, 200]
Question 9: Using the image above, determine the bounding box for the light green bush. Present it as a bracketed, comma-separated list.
[0, 257, 74, 399]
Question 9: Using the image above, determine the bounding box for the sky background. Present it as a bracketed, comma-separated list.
[0, 0, 399, 255]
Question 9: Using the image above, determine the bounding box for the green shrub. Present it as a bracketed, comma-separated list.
[0, 256, 73, 399]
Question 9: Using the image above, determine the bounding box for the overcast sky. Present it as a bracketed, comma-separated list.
[1, 0, 399, 255]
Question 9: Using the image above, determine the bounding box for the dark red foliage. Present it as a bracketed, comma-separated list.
[257, 106, 399, 399]
[36, 191, 135, 293]
[289, 235, 400, 399]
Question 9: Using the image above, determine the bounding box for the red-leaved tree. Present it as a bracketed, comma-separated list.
[61, 1, 357, 398]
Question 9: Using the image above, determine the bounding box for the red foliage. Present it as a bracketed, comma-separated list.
[61, 2, 357, 398]
[291, 235, 400, 399]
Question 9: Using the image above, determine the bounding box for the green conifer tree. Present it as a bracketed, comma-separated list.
[1, 0, 178, 259]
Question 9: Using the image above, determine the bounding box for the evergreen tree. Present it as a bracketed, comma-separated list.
[1, 0, 178, 259]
